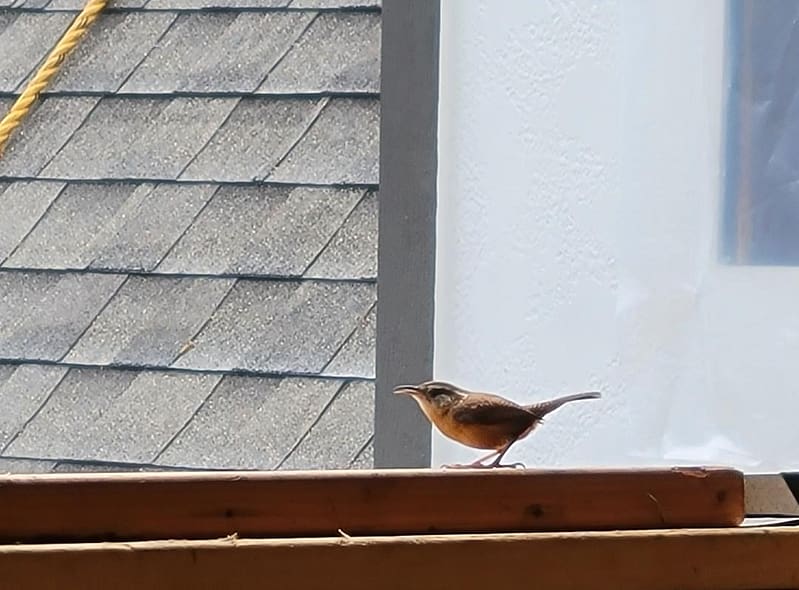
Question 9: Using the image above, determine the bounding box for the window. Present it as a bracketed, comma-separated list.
[723, 0, 799, 265]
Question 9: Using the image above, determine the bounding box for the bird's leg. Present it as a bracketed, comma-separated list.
[486, 440, 526, 469]
[470, 449, 501, 465]
[442, 444, 526, 470]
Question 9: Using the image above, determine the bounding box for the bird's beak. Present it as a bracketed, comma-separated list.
[393, 384, 421, 396]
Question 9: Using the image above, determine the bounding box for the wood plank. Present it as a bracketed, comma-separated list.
[0, 467, 743, 542]
[1, 527, 798, 590]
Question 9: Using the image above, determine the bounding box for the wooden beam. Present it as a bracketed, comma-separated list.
[2, 527, 799, 590]
[0, 467, 743, 542]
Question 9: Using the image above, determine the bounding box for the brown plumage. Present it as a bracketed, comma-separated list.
[393, 380, 601, 468]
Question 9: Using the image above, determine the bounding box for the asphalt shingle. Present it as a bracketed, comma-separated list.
[64, 275, 235, 367]
[65, 0, 382, 5]
[0, 181, 64, 263]
[324, 303, 375, 377]
[350, 437, 373, 469]
[18, 0, 51, 8]
[279, 380, 373, 470]
[5, 182, 138, 269]
[47, 0, 149, 10]
[121, 12, 313, 94]
[172, 280, 375, 374]
[0, 457, 56, 473]
[42, 97, 238, 180]
[0, 97, 99, 177]
[180, 98, 324, 182]
[156, 376, 341, 469]
[51, 462, 177, 472]
[145, 0, 287, 9]
[0, 12, 72, 92]
[0, 364, 66, 450]
[2, 181, 217, 272]
[258, 12, 380, 94]
[0, 0, 381, 472]
[305, 190, 377, 279]
[0, 271, 126, 360]
[290, 0, 380, 7]
[49, 12, 176, 92]
[0, 364, 13, 385]
[268, 98, 379, 184]
[6, 368, 220, 463]
[156, 185, 363, 276]
[88, 183, 218, 272]
[52, 462, 126, 472]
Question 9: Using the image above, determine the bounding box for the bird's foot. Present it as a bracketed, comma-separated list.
[494, 461, 526, 469]
[440, 461, 496, 469]
[441, 461, 526, 470]
[441, 462, 482, 469]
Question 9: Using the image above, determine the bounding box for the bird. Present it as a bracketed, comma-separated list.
[393, 380, 601, 469]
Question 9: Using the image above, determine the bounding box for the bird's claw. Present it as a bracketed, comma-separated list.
[496, 461, 526, 469]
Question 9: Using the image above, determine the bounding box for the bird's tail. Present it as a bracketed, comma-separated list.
[525, 391, 601, 418]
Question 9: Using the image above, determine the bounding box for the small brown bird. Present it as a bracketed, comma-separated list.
[393, 380, 601, 468]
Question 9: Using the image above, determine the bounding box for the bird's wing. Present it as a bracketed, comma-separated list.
[451, 395, 539, 428]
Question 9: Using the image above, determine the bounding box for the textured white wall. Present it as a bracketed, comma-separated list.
[434, 0, 799, 471]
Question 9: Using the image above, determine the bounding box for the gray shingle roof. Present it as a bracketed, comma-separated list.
[0, 181, 64, 260]
[155, 186, 369, 276]
[0, 12, 75, 91]
[0, 271, 126, 359]
[48, 12, 177, 92]
[155, 375, 353, 469]
[0, 97, 99, 176]
[0, 364, 66, 449]
[118, 13, 313, 94]
[0, 0, 379, 472]
[0, 457, 57, 473]
[278, 379, 373, 470]
[268, 98, 380, 184]
[305, 189, 377, 279]
[257, 12, 380, 93]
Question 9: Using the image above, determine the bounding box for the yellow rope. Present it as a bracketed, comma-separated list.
[0, 0, 108, 157]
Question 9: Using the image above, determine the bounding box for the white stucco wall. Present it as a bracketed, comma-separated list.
[434, 0, 799, 471]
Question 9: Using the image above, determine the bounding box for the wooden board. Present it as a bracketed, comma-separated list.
[1, 527, 798, 590]
[0, 467, 743, 542]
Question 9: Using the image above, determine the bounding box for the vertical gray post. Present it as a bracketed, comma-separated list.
[375, 0, 440, 468]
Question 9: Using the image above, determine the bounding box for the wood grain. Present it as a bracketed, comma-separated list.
[0, 467, 743, 542]
[1, 527, 798, 590]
